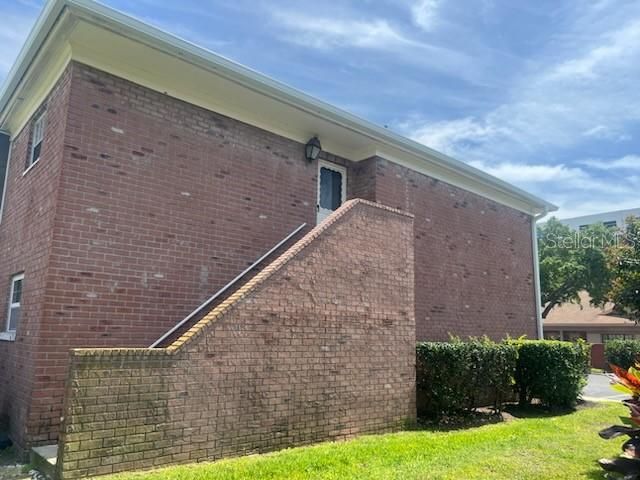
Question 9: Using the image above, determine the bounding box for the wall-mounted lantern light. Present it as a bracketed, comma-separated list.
[305, 136, 322, 162]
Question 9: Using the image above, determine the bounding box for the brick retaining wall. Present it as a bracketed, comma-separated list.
[57, 199, 416, 478]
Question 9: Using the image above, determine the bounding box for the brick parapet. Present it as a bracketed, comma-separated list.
[57, 199, 416, 479]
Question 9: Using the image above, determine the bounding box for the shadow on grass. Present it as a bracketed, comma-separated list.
[584, 467, 607, 479]
[412, 410, 506, 432]
[502, 403, 577, 420]
[504, 399, 605, 420]
[0, 445, 20, 467]
[0, 427, 16, 467]
[413, 401, 597, 432]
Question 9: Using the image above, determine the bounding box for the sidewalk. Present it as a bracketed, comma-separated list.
[582, 373, 627, 402]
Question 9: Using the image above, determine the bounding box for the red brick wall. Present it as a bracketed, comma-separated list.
[349, 157, 377, 202]
[373, 157, 537, 341]
[1, 60, 538, 449]
[46, 62, 377, 347]
[23, 62, 371, 447]
[0, 68, 72, 448]
[57, 199, 416, 479]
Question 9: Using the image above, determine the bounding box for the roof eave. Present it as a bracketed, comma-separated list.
[0, 0, 67, 126]
[0, 0, 557, 215]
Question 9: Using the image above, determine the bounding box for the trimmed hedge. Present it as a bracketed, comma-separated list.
[416, 339, 517, 418]
[510, 340, 590, 408]
[604, 340, 640, 370]
[416, 339, 590, 418]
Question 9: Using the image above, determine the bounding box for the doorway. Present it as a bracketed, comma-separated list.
[317, 161, 346, 224]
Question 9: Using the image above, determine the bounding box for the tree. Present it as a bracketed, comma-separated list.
[608, 216, 640, 322]
[538, 218, 614, 318]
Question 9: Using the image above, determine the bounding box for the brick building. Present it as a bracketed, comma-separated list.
[544, 291, 640, 344]
[0, 0, 555, 466]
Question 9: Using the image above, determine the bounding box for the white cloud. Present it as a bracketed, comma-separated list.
[466, 160, 622, 199]
[138, 15, 232, 51]
[268, 7, 482, 83]
[579, 155, 640, 170]
[548, 195, 640, 220]
[0, 12, 36, 78]
[401, 9, 640, 160]
[272, 12, 418, 51]
[582, 125, 631, 142]
[411, 0, 441, 31]
[548, 19, 640, 80]
[407, 116, 509, 155]
[397, 3, 640, 219]
[467, 161, 587, 184]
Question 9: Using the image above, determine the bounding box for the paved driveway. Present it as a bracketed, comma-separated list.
[583, 373, 627, 402]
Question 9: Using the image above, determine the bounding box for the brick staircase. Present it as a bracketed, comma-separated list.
[150, 222, 306, 348]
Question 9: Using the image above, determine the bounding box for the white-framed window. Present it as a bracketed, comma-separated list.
[603, 333, 635, 342]
[27, 112, 46, 171]
[6, 273, 24, 333]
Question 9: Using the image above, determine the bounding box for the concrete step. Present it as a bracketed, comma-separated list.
[31, 444, 57, 480]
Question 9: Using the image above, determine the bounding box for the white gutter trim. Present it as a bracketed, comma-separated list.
[532, 209, 549, 339]
[0, 0, 557, 214]
[0, 0, 66, 128]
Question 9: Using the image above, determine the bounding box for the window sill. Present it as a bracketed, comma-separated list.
[22, 158, 41, 177]
[0, 331, 16, 342]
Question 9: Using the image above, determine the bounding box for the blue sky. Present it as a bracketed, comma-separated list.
[1, 0, 639, 218]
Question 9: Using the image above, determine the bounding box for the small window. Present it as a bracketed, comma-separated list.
[603, 333, 634, 342]
[27, 112, 46, 169]
[562, 331, 586, 342]
[603, 220, 617, 229]
[6, 274, 24, 333]
[544, 331, 561, 341]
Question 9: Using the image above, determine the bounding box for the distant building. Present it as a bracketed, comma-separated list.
[558, 207, 640, 231]
[543, 209, 640, 346]
[544, 291, 638, 343]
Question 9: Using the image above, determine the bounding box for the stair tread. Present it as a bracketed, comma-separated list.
[32, 445, 57, 465]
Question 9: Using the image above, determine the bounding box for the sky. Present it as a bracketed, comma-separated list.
[1, 0, 639, 219]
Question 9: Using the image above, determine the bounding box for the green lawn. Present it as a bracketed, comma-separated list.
[102, 403, 625, 480]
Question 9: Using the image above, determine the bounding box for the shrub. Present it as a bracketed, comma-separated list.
[511, 340, 590, 408]
[604, 340, 640, 370]
[415, 338, 517, 418]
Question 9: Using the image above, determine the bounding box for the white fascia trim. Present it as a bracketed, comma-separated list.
[0, 0, 557, 215]
[0, 0, 67, 128]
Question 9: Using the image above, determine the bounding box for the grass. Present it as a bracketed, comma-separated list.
[102, 403, 626, 480]
[0, 445, 32, 480]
